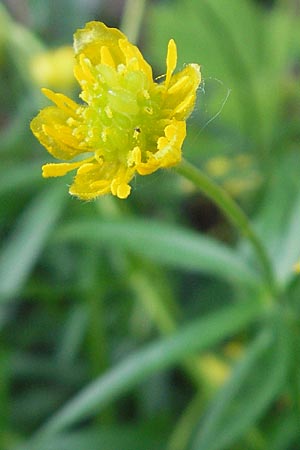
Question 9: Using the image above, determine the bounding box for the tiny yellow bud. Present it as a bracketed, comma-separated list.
[293, 261, 300, 274]
[30, 46, 75, 90]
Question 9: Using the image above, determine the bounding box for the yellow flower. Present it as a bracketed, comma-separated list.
[30, 46, 75, 90]
[205, 156, 231, 178]
[30, 21, 201, 199]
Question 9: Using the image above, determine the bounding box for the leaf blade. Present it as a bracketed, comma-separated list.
[56, 218, 260, 289]
[27, 300, 263, 444]
[0, 183, 66, 304]
[191, 317, 291, 450]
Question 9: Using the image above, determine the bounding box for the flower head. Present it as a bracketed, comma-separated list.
[30, 21, 201, 199]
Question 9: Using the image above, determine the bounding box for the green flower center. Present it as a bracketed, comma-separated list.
[75, 61, 168, 164]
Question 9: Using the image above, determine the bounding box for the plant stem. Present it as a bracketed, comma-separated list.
[167, 393, 204, 450]
[129, 268, 177, 334]
[175, 158, 276, 296]
[120, 0, 147, 43]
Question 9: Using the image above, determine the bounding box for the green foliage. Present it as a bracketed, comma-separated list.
[1, 0, 300, 449]
[191, 316, 292, 450]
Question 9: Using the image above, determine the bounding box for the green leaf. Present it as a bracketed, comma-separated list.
[275, 189, 300, 285]
[0, 162, 42, 195]
[56, 218, 260, 289]
[266, 412, 299, 450]
[55, 304, 89, 365]
[191, 317, 291, 450]
[10, 353, 86, 385]
[254, 155, 300, 287]
[0, 183, 66, 304]
[25, 300, 262, 444]
[27, 425, 167, 450]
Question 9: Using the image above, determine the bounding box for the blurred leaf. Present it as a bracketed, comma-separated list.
[148, 0, 261, 141]
[56, 218, 260, 289]
[274, 189, 300, 286]
[28, 424, 167, 450]
[0, 162, 42, 195]
[55, 304, 89, 365]
[266, 411, 299, 450]
[25, 300, 262, 442]
[253, 154, 300, 287]
[12, 387, 65, 427]
[29, 0, 104, 41]
[191, 316, 291, 450]
[0, 183, 66, 303]
[10, 353, 87, 385]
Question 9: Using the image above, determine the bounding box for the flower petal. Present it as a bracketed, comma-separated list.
[30, 106, 88, 160]
[69, 160, 134, 200]
[165, 63, 201, 120]
[136, 120, 185, 175]
[42, 159, 92, 177]
[100, 45, 116, 68]
[165, 39, 177, 87]
[74, 21, 152, 83]
[74, 21, 125, 66]
[41, 88, 78, 117]
[118, 39, 152, 81]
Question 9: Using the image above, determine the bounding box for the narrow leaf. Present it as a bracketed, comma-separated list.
[0, 162, 41, 195]
[191, 318, 291, 450]
[0, 183, 66, 303]
[56, 218, 260, 289]
[275, 189, 300, 285]
[28, 425, 167, 450]
[27, 300, 262, 444]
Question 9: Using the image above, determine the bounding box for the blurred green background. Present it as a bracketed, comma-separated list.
[1, 0, 300, 449]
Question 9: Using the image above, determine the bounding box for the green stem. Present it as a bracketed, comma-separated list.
[167, 393, 204, 450]
[128, 260, 218, 389]
[120, 0, 147, 43]
[175, 158, 276, 296]
[129, 265, 177, 334]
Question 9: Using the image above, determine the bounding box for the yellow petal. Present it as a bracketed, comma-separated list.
[41, 88, 78, 117]
[42, 157, 94, 177]
[74, 22, 153, 81]
[110, 178, 131, 199]
[117, 183, 131, 199]
[100, 46, 116, 68]
[118, 39, 152, 81]
[74, 53, 97, 90]
[165, 39, 177, 88]
[167, 75, 190, 95]
[70, 163, 111, 199]
[68, 160, 134, 200]
[127, 146, 142, 167]
[74, 21, 125, 66]
[30, 106, 87, 160]
[42, 162, 80, 177]
[136, 120, 185, 175]
[165, 63, 201, 120]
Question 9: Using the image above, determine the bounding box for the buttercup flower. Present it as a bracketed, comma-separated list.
[30, 21, 201, 199]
